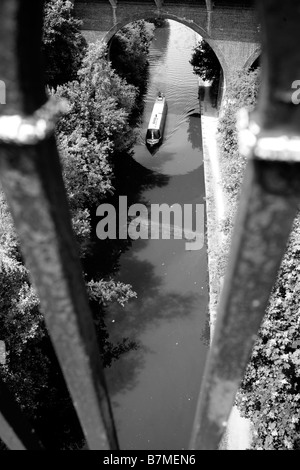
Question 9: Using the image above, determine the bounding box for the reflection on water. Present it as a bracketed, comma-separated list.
[134, 113, 202, 176]
[104, 20, 209, 450]
[133, 21, 202, 176]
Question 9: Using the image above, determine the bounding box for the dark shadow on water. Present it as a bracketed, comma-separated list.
[147, 21, 171, 66]
[200, 311, 210, 348]
[82, 143, 206, 397]
[78, 150, 171, 371]
[107, 344, 148, 398]
[104, 228, 208, 396]
[133, 143, 203, 176]
[99, 166, 208, 397]
[82, 152, 170, 280]
[90, 20, 210, 432]
[187, 114, 202, 150]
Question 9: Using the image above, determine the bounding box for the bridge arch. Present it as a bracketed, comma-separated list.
[244, 46, 261, 71]
[103, 13, 228, 83]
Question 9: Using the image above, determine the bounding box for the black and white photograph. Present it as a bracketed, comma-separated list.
[0, 0, 299, 454]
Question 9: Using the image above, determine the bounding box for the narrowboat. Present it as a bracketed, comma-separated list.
[146, 92, 167, 149]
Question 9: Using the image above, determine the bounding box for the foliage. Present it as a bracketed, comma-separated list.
[0, 14, 157, 447]
[0, 38, 140, 369]
[87, 279, 137, 308]
[217, 68, 300, 448]
[56, 42, 137, 146]
[190, 40, 221, 83]
[0, 192, 45, 356]
[88, 279, 138, 368]
[0, 190, 18, 258]
[217, 69, 259, 274]
[218, 68, 260, 218]
[43, 0, 87, 87]
[147, 18, 168, 28]
[0, 255, 43, 356]
[236, 216, 300, 449]
[216, 69, 260, 280]
[0, 191, 51, 419]
[218, 68, 260, 198]
[109, 20, 155, 90]
[55, 41, 137, 249]
[54, 41, 142, 370]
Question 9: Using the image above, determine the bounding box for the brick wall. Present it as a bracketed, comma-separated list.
[74, 3, 115, 32]
[74, 1, 259, 43]
[73, 1, 260, 84]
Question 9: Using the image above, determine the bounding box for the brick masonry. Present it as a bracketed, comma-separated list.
[74, 1, 261, 80]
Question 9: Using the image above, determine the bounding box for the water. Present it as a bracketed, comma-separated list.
[133, 21, 203, 176]
[105, 20, 209, 450]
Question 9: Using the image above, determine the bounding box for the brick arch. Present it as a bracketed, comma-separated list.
[103, 13, 227, 82]
[243, 46, 261, 71]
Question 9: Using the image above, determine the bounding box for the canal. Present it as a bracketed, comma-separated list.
[105, 20, 209, 450]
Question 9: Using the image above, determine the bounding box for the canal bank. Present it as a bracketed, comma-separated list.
[199, 82, 225, 336]
[199, 83, 253, 450]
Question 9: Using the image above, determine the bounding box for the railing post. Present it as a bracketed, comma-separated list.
[190, 0, 300, 450]
[0, 0, 119, 450]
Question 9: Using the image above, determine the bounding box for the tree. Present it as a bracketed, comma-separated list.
[236, 216, 300, 449]
[0, 9, 159, 447]
[0, 40, 140, 450]
[216, 69, 260, 282]
[109, 20, 155, 90]
[217, 67, 300, 449]
[0, 186, 137, 448]
[43, 0, 87, 87]
[190, 40, 221, 83]
[0, 191, 50, 415]
[55, 41, 139, 362]
[54, 41, 138, 248]
[218, 68, 260, 197]
[147, 18, 168, 28]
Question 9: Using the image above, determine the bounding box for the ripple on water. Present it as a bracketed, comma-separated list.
[132, 21, 203, 176]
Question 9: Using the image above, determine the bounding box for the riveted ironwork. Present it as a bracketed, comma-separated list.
[0, 0, 118, 450]
[190, 0, 300, 451]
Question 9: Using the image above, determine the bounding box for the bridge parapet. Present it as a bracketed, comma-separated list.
[74, 1, 260, 83]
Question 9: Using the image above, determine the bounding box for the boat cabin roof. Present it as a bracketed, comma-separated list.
[149, 97, 166, 130]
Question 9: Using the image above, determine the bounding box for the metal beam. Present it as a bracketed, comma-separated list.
[205, 0, 213, 11]
[108, 0, 117, 25]
[154, 0, 163, 9]
[0, 0, 119, 450]
[190, 155, 300, 449]
[190, 0, 300, 450]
